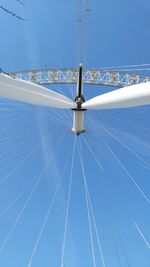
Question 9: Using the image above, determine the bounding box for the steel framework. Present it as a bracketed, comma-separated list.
[9, 68, 150, 87]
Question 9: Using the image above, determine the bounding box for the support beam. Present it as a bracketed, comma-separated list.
[72, 64, 85, 135]
[9, 69, 150, 87]
[78, 64, 83, 98]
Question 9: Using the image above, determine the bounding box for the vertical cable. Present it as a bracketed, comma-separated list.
[110, 225, 122, 267]
[78, 138, 96, 267]
[81, 136, 107, 267]
[60, 136, 76, 267]
[83, 0, 91, 67]
[115, 227, 132, 267]
[87, 185, 106, 267]
[27, 146, 73, 267]
[76, 0, 82, 66]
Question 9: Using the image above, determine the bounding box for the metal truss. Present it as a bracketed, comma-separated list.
[9, 68, 150, 87]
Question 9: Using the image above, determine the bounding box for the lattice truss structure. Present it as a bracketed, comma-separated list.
[10, 68, 150, 87]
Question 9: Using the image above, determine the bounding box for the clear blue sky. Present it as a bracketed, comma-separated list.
[0, 0, 150, 267]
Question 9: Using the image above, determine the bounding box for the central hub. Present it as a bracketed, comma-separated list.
[74, 95, 85, 109]
[72, 64, 86, 135]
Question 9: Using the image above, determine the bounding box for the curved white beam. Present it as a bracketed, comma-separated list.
[82, 82, 150, 110]
[9, 68, 150, 87]
[0, 73, 76, 109]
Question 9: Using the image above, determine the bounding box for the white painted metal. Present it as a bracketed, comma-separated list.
[82, 82, 150, 110]
[2, 68, 150, 134]
[72, 111, 85, 134]
[9, 69, 150, 87]
[0, 73, 76, 109]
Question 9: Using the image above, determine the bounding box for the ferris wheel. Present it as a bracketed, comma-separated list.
[1, 62, 150, 265]
[1, 63, 150, 266]
[0, 1, 150, 267]
[0, 64, 150, 135]
[0, 63, 150, 134]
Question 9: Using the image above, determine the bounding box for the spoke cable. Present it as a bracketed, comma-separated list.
[0, 125, 61, 185]
[0, 129, 67, 255]
[76, 0, 82, 66]
[83, 0, 91, 67]
[82, 134, 132, 267]
[28, 144, 73, 267]
[78, 139, 96, 267]
[133, 221, 150, 250]
[103, 142, 150, 205]
[81, 138, 106, 267]
[101, 126, 150, 170]
[60, 136, 76, 267]
[82, 135, 103, 171]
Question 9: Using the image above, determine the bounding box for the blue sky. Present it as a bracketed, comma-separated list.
[0, 0, 150, 267]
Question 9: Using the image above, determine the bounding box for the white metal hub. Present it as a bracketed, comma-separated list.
[72, 110, 85, 135]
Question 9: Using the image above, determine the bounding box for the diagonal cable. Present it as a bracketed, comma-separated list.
[0, 129, 67, 255]
[133, 221, 150, 250]
[78, 138, 96, 267]
[60, 136, 76, 267]
[28, 144, 73, 267]
[103, 141, 150, 205]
